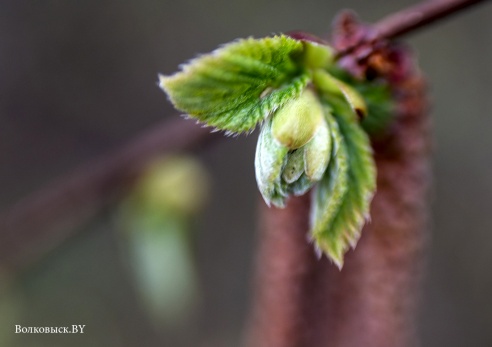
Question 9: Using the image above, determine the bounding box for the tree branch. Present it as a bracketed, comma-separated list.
[337, 0, 489, 58]
[374, 0, 487, 40]
[0, 118, 220, 272]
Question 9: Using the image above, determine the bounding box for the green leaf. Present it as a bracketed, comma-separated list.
[298, 41, 334, 69]
[312, 69, 367, 118]
[328, 67, 394, 135]
[311, 105, 376, 268]
[160, 35, 309, 133]
[358, 83, 394, 135]
[311, 109, 349, 265]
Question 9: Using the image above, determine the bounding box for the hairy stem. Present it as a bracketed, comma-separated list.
[320, 75, 430, 346]
[337, 0, 489, 58]
[374, 0, 487, 40]
[245, 194, 318, 347]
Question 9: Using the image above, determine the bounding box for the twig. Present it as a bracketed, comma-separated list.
[374, 0, 486, 39]
[337, 0, 489, 58]
[0, 118, 220, 272]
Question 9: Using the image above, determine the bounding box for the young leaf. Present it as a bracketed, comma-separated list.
[312, 69, 367, 118]
[311, 109, 349, 265]
[311, 105, 376, 267]
[358, 83, 394, 135]
[328, 67, 394, 135]
[297, 41, 334, 69]
[160, 35, 309, 133]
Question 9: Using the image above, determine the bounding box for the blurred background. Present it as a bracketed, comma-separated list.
[1, 0, 492, 346]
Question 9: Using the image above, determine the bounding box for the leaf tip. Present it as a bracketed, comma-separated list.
[158, 73, 179, 98]
[157, 73, 168, 89]
[333, 258, 344, 270]
[311, 235, 344, 269]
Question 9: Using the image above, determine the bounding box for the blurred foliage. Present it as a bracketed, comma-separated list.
[117, 156, 209, 330]
[0, 271, 23, 347]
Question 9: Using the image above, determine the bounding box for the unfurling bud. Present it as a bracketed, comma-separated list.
[255, 90, 331, 207]
[271, 88, 324, 149]
[312, 69, 367, 119]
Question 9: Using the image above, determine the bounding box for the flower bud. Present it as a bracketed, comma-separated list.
[255, 95, 332, 207]
[271, 88, 324, 149]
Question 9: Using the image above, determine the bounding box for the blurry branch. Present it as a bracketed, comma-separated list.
[337, 0, 489, 58]
[373, 0, 486, 39]
[245, 195, 320, 347]
[0, 119, 220, 272]
[0, 0, 488, 272]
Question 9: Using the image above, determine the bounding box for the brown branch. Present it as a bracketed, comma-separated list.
[0, 118, 221, 272]
[337, 0, 489, 58]
[374, 0, 487, 40]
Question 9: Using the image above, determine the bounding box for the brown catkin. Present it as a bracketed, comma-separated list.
[245, 12, 430, 347]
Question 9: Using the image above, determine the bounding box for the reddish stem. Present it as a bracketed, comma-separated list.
[373, 0, 487, 40]
[337, 0, 489, 59]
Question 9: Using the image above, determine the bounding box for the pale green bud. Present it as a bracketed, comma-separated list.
[255, 96, 332, 207]
[271, 88, 324, 149]
[304, 117, 331, 181]
[133, 156, 209, 216]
